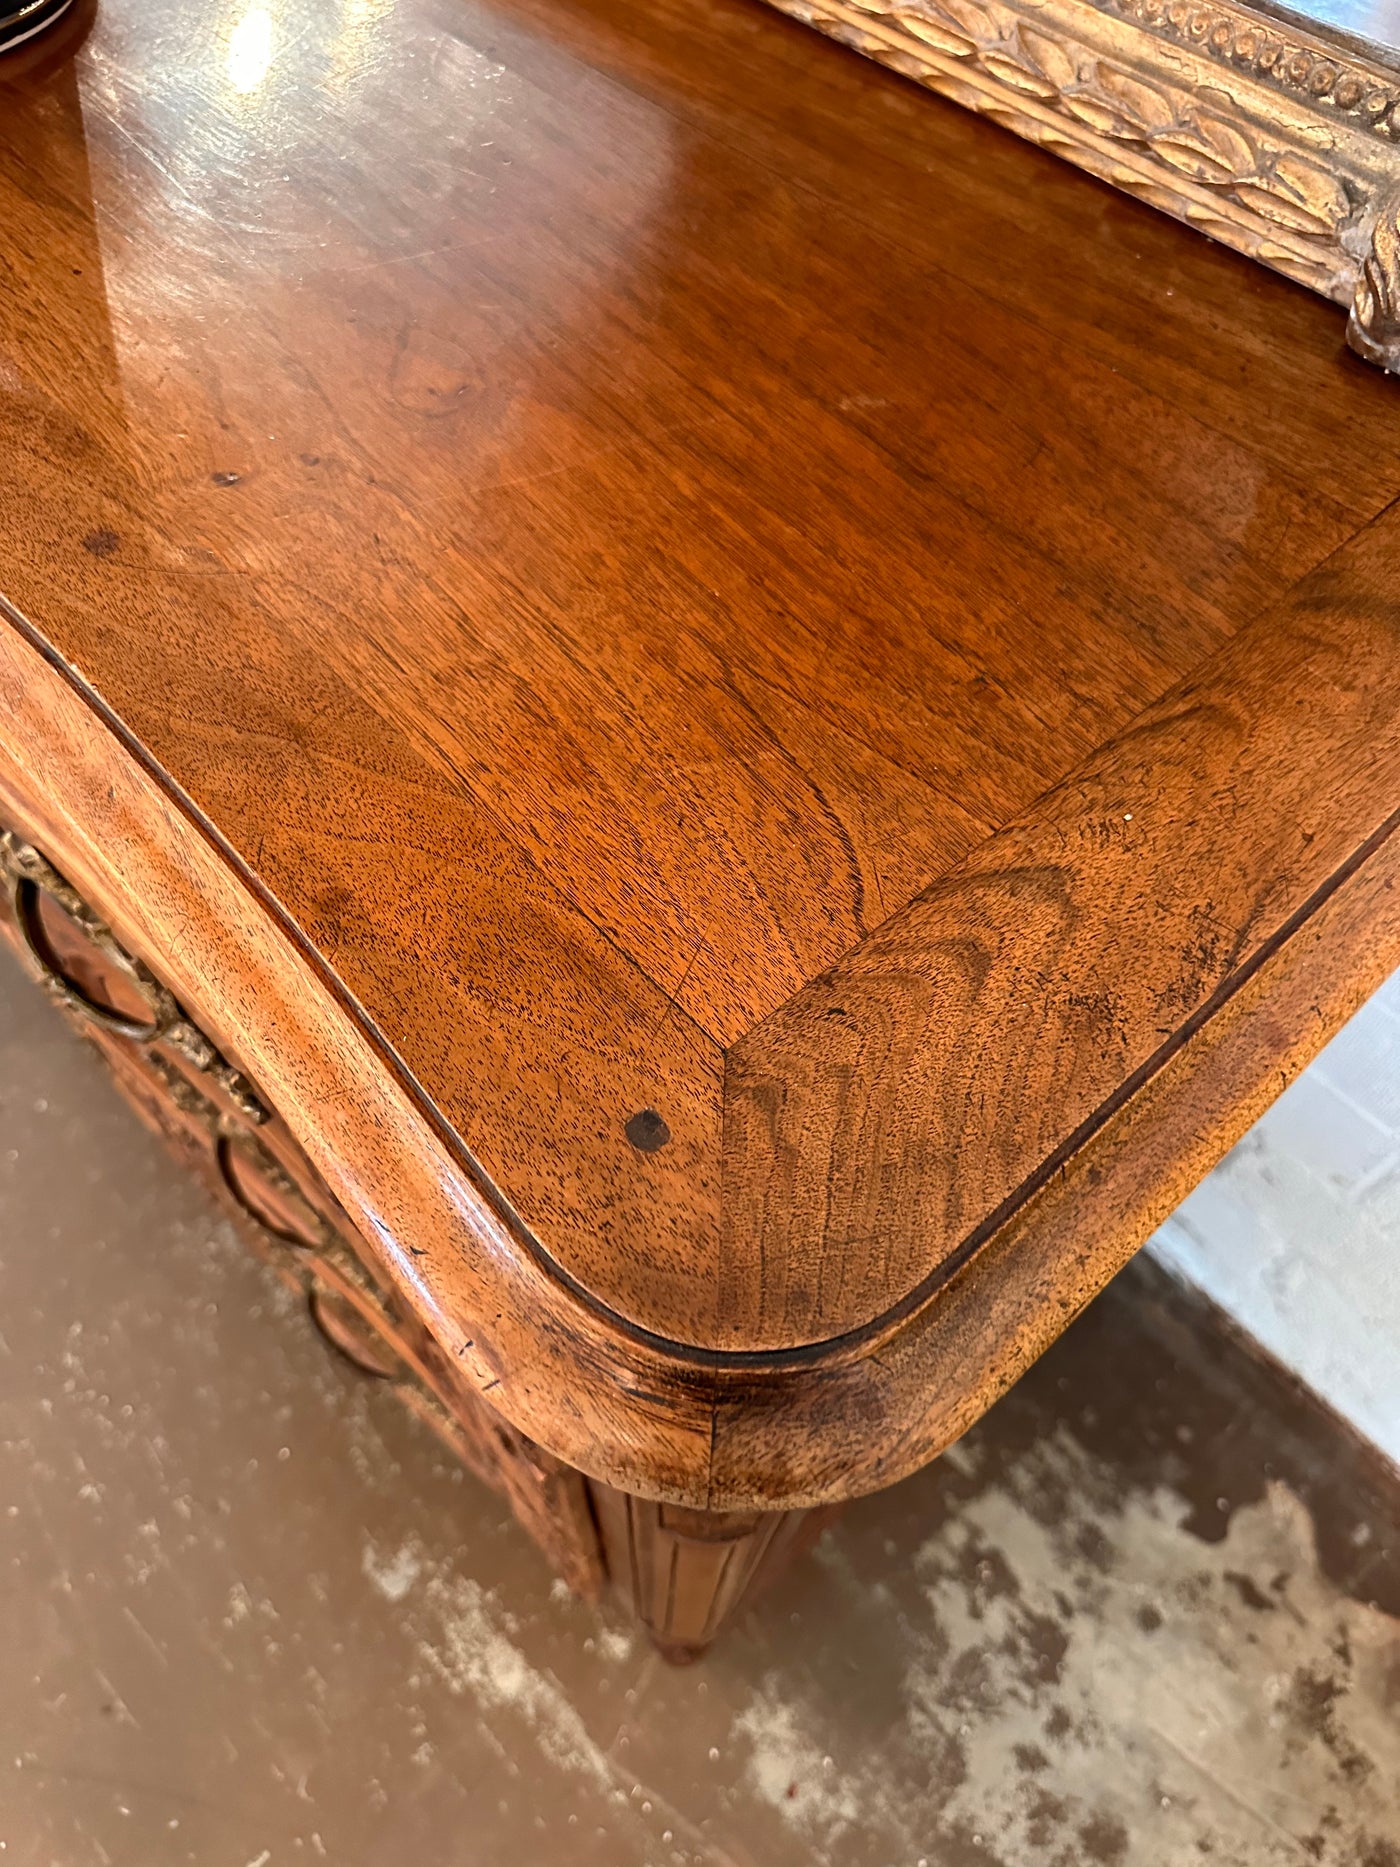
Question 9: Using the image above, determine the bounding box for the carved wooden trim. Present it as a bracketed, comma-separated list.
[0, 830, 271, 1122]
[1348, 185, 1400, 365]
[0, 825, 607, 1598]
[763, 0, 1400, 360]
[588, 1487, 839, 1659]
[1100, 0, 1400, 130]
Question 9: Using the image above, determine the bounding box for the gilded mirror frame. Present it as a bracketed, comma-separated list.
[766, 0, 1400, 368]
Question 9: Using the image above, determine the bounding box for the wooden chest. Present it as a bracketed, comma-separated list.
[1, 0, 1397, 1655]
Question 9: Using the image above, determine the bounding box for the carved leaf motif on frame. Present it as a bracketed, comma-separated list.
[791, 0, 1400, 361]
[897, 0, 1353, 232]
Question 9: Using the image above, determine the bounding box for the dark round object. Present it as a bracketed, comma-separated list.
[625, 1107, 672, 1153]
[0, 0, 74, 51]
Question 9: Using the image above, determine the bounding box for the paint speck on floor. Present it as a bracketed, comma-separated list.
[724, 1439, 1400, 1866]
[416, 1571, 620, 1791]
[363, 1538, 422, 1604]
[595, 1627, 634, 1665]
[734, 1687, 861, 1842]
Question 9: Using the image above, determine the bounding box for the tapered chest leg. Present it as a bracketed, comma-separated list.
[587, 1484, 840, 1662]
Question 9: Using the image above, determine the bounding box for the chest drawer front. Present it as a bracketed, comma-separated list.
[0, 805, 603, 1597]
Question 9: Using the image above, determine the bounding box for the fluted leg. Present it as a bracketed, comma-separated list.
[588, 1484, 838, 1661]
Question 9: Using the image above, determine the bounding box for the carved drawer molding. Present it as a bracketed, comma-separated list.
[0, 818, 607, 1599]
[1, 830, 270, 1123]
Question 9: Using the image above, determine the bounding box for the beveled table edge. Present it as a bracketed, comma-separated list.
[3, 578, 1398, 1507]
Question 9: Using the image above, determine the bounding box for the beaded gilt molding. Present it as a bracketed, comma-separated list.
[766, 0, 1400, 367]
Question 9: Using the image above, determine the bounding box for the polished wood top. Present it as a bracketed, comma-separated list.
[2, 0, 1398, 1496]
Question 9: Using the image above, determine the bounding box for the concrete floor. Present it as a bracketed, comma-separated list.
[3, 946, 1400, 1867]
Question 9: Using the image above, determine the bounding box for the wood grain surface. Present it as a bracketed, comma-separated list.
[722, 508, 1400, 1346]
[1, 0, 1398, 1503]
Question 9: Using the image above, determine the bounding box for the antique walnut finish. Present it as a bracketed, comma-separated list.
[1, 0, 1399, 1652]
